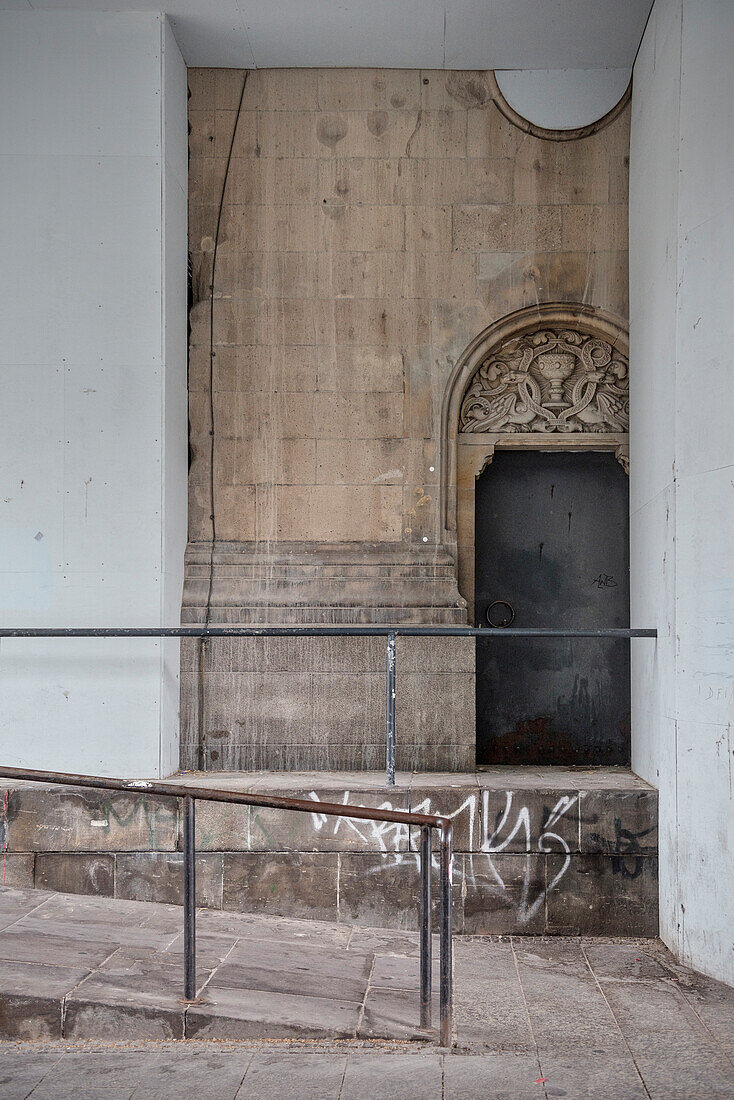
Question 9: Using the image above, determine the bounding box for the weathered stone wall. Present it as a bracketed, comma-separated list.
[184, 67, 629, 770]
[1, 773, 657, 936]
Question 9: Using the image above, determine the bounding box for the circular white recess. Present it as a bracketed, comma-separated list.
[494, 68, 631, 132]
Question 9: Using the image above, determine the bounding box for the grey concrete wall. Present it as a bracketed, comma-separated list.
[630, 0, 734, 986]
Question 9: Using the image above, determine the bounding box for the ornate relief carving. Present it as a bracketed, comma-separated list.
[459, 328, 629, 435]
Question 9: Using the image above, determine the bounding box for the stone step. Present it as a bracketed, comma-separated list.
[0, 768, 658, 936]
[0, 887, 437, 1042]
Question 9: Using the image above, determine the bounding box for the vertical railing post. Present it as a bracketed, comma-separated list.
[385, 630, 396, 786]
[183, 794, 197, 1001]
[419, 824, 432, 1030]
[439, 820, 453, 1047]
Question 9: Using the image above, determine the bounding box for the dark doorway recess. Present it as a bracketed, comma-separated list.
[475, 450, 630, 766]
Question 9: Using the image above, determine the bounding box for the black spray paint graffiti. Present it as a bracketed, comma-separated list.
[587, 818, 658, 879]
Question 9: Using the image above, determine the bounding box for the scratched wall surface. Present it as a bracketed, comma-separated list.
[0, 775, 658, 936]
[630, 0, 734, 987]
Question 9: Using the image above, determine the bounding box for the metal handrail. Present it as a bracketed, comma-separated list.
[0, 625, 657, 786]
[0, 764, 454, 1047]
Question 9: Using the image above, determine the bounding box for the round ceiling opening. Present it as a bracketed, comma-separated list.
[494, 68, 631, 136]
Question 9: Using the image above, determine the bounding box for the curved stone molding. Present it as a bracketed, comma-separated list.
[459, 327, 629, 435]
[441, 303, 629, 532]
[487, 70, 631, 142]
[440, 304, 629, 616]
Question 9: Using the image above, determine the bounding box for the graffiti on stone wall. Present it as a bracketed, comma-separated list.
[307, 789, 586, 925]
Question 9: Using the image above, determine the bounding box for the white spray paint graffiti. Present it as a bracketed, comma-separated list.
[307, 789, 586, 925]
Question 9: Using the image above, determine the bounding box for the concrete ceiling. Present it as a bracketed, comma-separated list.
[3, 1, 654, 70]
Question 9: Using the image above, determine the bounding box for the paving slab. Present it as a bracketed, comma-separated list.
[0, 881, 732, 1098]
[536, 1050, 649, 1099]
[358, 986, 439, 1040]
[453, 940, 532, 1050]
[0, 958, 91, 1039]
[186, 985, 363, 1040]
[340, 1052, 443, 1100]
[0, 928, 119, 968]
[443, 1052, 544, 1099]
[234, 1052, 346, 1100]
[131, 1048, 253, 1100]
[0, 1050, 63, 1099]
[625, 1026, 734, 1078]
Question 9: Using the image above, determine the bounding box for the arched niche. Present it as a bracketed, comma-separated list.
[440, 303, 629, 620]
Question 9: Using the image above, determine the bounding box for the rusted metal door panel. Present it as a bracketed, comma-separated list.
[475, 451, 630, 765]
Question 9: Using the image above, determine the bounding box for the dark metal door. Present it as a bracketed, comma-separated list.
[475, 450, 630, 765]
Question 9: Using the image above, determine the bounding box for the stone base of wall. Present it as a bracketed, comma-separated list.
[182, 542, 469, 625]
[179, 635, 476, 772]
[0, 769, 658, 937]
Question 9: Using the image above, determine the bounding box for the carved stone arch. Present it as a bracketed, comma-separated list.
[439, 303, 629, 618]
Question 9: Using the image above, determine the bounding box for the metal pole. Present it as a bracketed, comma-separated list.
[385, 630, 396, 786]
[183, 795, 197, 1001]
[419, 825, 432, 1030]
[439, 820, 453, 1047]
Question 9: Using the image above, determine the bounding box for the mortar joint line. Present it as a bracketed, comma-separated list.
[189, 930, 242, 1009]
[509, 937, 548, 1100]
[354, 951, 378, 1042]
[579, 942, 652, 1099]
[666, 979, 734, 1071]
[60, 944, 122, 1038]
[336, 1047, 350, 1100]
[22, 1048, 67, 1097]
[0, 888, 55, 933]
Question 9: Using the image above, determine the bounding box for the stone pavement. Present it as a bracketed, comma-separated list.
[0, 887, 733, 1098]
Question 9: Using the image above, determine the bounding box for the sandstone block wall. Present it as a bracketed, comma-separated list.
[184, 67, 629, 770]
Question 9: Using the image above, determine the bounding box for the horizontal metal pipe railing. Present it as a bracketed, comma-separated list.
[0, 764, 453, 1047]
[0, 626, 657, 637]
[0, 624, 657, 786]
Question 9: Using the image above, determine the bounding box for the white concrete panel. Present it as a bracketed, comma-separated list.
[495, 68, 630, 130]
[168, 3, 255, 69]
[0, 638, 163, 776]
[160, 18, 189, 777]
[630, 0, 734, 987]
[0, 364, 65, 614]
[0, 155, 163, 368]
[677, 0, 734, 232]
[0, 12, 189, 778]
[675, 717, 734, 984]
[241, 0, 445, 69]
[0, 0, 653, 69]
[629, 6, 681, 273]
[445, 0, 654, 69]
[629, 253, 677, 512]
[675, 470, 734, 731]
[164, 16, 193, 192]
[61, 363, 163, 576]
[0, 12, 162, 157]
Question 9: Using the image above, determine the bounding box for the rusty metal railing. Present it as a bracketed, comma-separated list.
[0, 764, 454, 1046]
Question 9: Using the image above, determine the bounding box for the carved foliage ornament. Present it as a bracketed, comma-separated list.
[459, 328, 629, 434]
